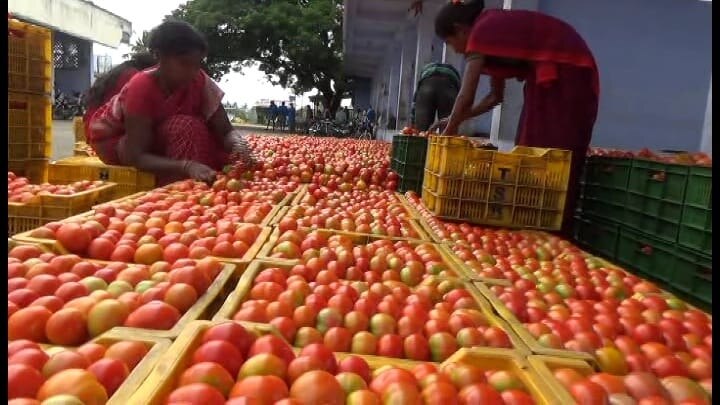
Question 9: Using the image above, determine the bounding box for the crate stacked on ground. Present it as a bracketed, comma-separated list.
[8, 19, 53, 178]
[422, 135, 572, 230]
[390, 135, 428, 193]
[49, 156, 156, 199]
[576, 155, 712, 307]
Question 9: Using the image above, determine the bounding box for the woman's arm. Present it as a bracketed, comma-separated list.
[207, 104, 255, 165]
[442, 54, 485, 136]
[464, 77, 505, 120]
[122, 115, 216, 182]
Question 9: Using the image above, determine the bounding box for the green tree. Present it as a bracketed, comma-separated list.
[130, 30, 151, 54]
[171, 0, 350, 115]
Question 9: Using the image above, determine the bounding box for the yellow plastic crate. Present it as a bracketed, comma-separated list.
[269, 205, 431, 242]
[212, 260, 529, 358]
[8, 159, 48, 183]
[422, 136, 572, 230]
[8, 202, 43, 237]
[39, 183, 118, 221]
[256, 228, 463, 276]
[40, 329, 172, 405]
[130, 320, 285, 405]
[13, 218, 272, 269]
[8, 92, 52, 159]
[474, 282, 596, 363]
[8, 19, 52, 95]
[73, 141, 96, 156]
[49, 156, 156, 199]
[527, 355, 597, 404]
[74, 116, 86, 142]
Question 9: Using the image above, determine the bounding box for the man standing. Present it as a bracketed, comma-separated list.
[412, 62, 461, 131]
[288, 103, 296, 133]
[366, 106, 377, 138]
[278, 101, 289, 131]
[266, 101, 278, 130]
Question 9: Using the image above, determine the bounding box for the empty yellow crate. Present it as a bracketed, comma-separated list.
[8, 92, 52, 159]
[8, 19, 52, 95]
[8, 202, 43, 236]
[49, 156, 156, 199]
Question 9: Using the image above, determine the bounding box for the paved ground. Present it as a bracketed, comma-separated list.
[52, 120, 75, 161]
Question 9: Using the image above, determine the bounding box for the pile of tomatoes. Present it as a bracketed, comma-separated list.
[8, 172, 110, 204]
[9, 339, 151, 403]
[165, 321, 534, 405]
[8, 244, 226, 344]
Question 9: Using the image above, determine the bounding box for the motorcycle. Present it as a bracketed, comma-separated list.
[53, 91, 85, 120]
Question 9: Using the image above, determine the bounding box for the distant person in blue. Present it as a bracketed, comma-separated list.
[288, 103, 296, 133]
[266, 100, 278, 130]
[278, 101, 289, 131]
[366, 106, 376, 139]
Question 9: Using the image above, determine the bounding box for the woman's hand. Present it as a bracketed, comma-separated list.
[428, 117, 449, 134]
[183, 160, 217, 184]
[225, 130, 257, 167]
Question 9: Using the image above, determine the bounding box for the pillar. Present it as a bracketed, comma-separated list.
[397, 25, 417, 129]
[700, 77, 712, 154]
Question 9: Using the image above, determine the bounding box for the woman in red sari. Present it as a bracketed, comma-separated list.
[83, 52, 157, 137]
[88, 20, 253, 185]
[431, 0, 599, 236]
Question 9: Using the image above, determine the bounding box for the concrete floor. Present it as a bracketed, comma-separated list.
[51, 120, 76, 161]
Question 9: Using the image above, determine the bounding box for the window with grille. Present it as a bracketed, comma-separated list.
[53, 38, 82, 69]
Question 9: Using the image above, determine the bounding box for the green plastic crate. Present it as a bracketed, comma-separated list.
[582, 156, 632, 190]
[393, 159, 425, 194]
[391, 135, 428, 166]
[671, 248, 712, 307]
[577, 184, 625, 223]
[627, 160, 688, 204]
[573, 215, 619, 259]
[615, 227, 677, 283]
[684, 166, 712, 208]
[622, 209, 679, 243]
[397, 175, 424, 194]
[678, 222, 712, 257]
[626, 193, 683, 223]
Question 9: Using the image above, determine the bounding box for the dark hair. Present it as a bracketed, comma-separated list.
[435, 0, 485, 38]
[85, 52, 157, 109]
[147, 19, 208, 56]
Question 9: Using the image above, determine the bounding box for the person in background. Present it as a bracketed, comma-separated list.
[412, 62, 461, 131]
[288, 103, 296, 133]
[278, 101, 290, 131]
[304, 105, 314, 134]
[267, 101, 278, 130]
[83, 52, 157, 137]
[87, 20, 254, 186]
[344, 106, 351, 124]
[431, 0, 599, 236]
[366, 106, 377, 138]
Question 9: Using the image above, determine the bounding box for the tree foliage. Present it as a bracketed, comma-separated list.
[171, 0, 350, 114]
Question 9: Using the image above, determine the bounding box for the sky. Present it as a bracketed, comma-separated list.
[91, 0, 317, 107]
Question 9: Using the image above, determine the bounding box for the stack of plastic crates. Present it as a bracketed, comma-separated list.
[390, 135, 428, 193]
[49, 156, 156, 199]
[8, 19, 53, 178]
[422, 136, 571, 230]
[575, 154, 712, 308]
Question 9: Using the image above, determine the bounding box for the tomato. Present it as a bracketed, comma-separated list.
[8, 306, 53, 342]
[339, 356, 372, 384]
[8, 364, 44, 399]
[248, 335, 296, 367]
[42, 351, 90, 378]
[168, 382, 226, 405]
[501, 389, 536, 405]
[458, 383, 503, 404]
[8, 340, 41, 358]
[588, 373, 627, 395]
[370, 368, 417, 394]
[624, 372, 670, 401]
[8, 348, 49, 370]
[290, 370, 345, 405]
[88, 358, 130, 396]
[651, 355, 690, 378]
[660, 376, 710, 403]
[444, 363, 486, 390]
[37, 369, 108, 405]
[553, 368, 585, 389]
[104, 341, 149, 370]
[299, 343, 338, 374]
[192, 340, 244, 377]
[569, 380, 609, 405]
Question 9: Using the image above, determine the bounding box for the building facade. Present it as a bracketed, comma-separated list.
[343, 0, 712, 154]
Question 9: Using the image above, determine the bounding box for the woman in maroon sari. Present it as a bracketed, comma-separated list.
[431, 0, 599, 236]
[88, 20, 254, 185]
